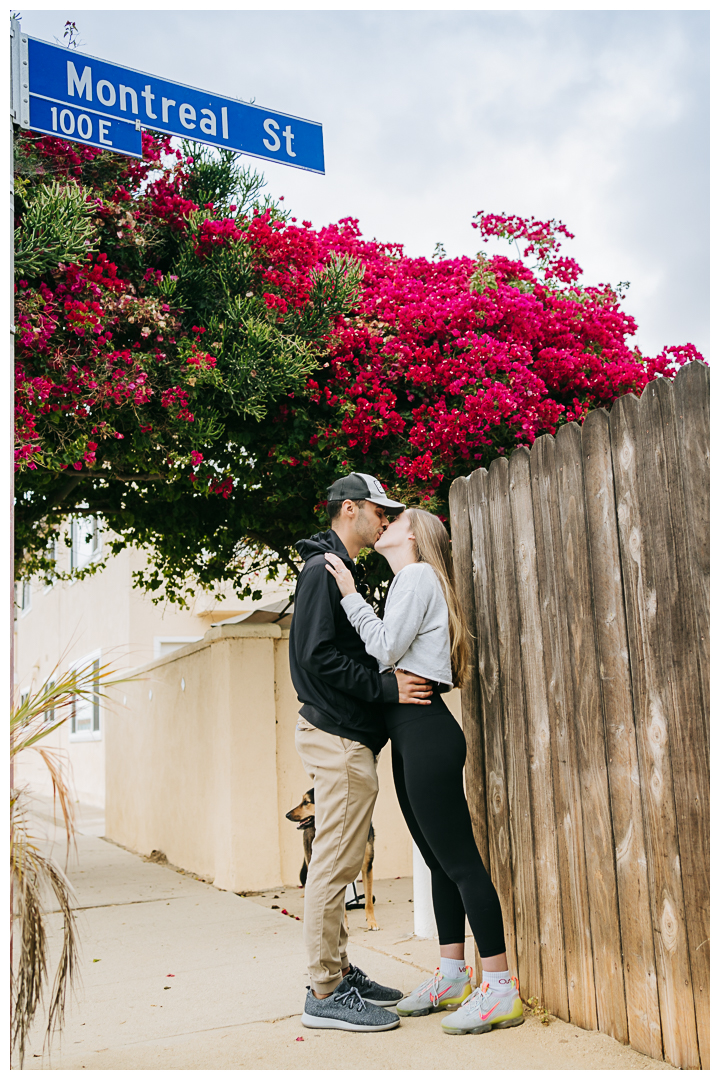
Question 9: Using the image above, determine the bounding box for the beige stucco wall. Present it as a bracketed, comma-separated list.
[106, 622, 462, 892]
[13, 536, 289, 807]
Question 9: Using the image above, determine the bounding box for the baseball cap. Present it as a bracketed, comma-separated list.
[326, 472, 405, 512]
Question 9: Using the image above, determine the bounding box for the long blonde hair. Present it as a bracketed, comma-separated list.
[405, 507, 470, 688]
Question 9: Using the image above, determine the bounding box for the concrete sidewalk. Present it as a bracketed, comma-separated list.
[17, 800, 673, 1070]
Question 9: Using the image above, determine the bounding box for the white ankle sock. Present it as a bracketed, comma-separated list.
[440, 957, 468, 980]
[483, 968, 512, 992]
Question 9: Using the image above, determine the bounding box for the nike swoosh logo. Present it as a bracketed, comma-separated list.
[480, 1002, 501, 1021]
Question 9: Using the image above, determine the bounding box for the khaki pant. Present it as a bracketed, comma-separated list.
[295, 717, 379, 995]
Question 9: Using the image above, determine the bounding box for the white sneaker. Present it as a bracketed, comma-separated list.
[396, 967, 473, 1017]
[441, 976, 524, 1034]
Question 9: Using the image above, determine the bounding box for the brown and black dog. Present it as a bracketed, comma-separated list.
[286, 788, 379, 931]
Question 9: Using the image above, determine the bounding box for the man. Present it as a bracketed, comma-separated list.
[290, 472, 432, 1031]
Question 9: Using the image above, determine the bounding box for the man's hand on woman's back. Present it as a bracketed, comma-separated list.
[395, 670, 433, 704]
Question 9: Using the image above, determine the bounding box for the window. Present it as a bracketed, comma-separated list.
[19, 580, 32, 615]
[44, 539, 58, 592]
[70, 655, 101, 741]
[154, 637, 203, 660]
[44, 681, 56, 726]
[71, 517, 101, 571]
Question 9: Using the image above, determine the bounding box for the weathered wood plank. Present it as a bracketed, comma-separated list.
[581, 407, 662, 1060]
[671, 360, 710, 1069]
[449, 476, 490, 872]
[638, 378, 709, 1069]
[673, 360, 709, 740]
[510, 446, 567, 1018]
[555, 421, 626, 1042]
[487, 455, 542, 999]
[530, 435, 593, 1029]
[610, 390, 699, 1070]
[466, 467, 518, 978]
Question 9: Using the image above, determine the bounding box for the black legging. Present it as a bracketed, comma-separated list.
[385, 693, 506, 958]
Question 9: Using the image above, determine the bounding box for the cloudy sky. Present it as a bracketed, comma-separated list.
[19, 6, 709, 359]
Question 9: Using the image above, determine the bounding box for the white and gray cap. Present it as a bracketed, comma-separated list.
[327, 472, 405, 511]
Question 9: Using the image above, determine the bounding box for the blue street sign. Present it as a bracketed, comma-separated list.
[24, 36, 325, 173]
[28, 96, 142, 157]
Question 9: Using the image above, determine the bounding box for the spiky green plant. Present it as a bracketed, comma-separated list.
[10, 658, 122, 1066]
[14, 179, 99, 279]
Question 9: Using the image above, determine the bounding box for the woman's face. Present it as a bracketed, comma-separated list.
[375, 510, 415, 555]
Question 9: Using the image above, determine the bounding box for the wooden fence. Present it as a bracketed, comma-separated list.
[448, 361, 709, 1069]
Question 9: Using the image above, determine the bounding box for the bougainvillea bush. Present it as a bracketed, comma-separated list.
[14, 129, 703, 603]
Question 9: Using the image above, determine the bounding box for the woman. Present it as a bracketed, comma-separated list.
[325, 506, 524, 1036]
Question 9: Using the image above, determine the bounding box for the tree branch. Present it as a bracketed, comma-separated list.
[245, 531, 300, 578]
[112, 475, 167, 482]
[52, 469, 167, 484]
[46, 474, 84, 509]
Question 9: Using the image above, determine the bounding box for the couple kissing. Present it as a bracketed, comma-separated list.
[288, 471, 523, 1035]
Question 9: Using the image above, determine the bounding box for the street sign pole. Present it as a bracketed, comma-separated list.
[9, 16, 23, 753]
[9, 13, 23, 982]
[10, 19, 30, 716]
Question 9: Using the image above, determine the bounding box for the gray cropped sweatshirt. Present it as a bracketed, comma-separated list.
[340, 561, 453, 690]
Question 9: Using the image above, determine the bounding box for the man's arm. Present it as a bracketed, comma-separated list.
[294, 563, 398, 703]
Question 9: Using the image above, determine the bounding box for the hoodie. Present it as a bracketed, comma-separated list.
[288, 530, 398, 754]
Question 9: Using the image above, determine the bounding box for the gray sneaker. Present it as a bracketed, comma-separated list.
[345, 963, 403, 1006]
[396, 967, 473, 1016]
[301, 977, 401, 1031]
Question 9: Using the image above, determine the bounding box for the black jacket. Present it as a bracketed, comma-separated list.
[288, 530, 398, 754]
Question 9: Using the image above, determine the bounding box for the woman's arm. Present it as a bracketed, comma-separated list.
[336, 566, 433, 668]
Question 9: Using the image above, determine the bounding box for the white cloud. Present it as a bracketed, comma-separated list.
[18, 8, 709, 357]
